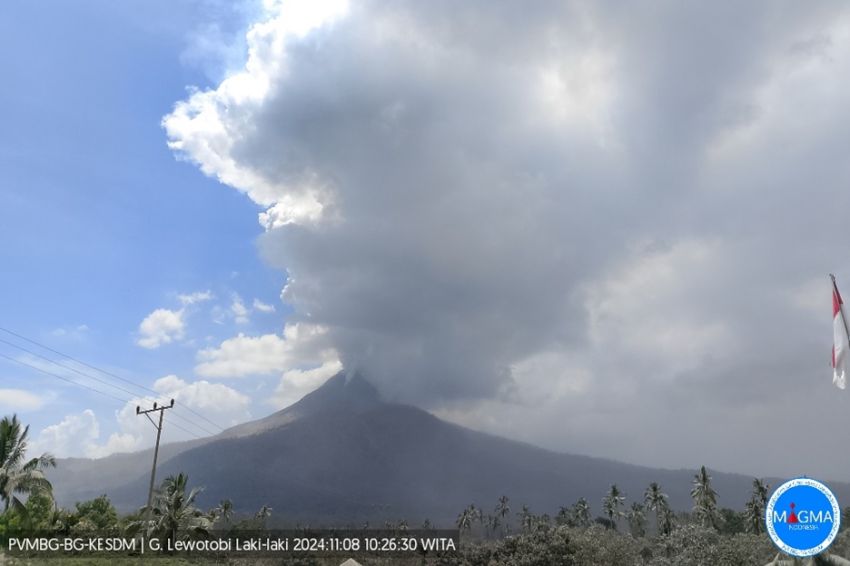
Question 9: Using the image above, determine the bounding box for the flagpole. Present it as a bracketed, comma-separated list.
[830, 274, 850, 340]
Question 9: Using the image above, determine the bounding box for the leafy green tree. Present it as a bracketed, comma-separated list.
[602, 484, 625, 530]
[49, 506, 74, 535]
[718, 507, 745, 535]
[691, 466, 720, 530]
[744, 478, 769, 534]
[627, 502, 647, 537]
[22, 488, 55, 532]
[644, 482, 670, 535]
[74, 494, 119, 532]
[129, 472, 210, 552]
[0, 508, 23, 539]
[0, 415, 56, 512]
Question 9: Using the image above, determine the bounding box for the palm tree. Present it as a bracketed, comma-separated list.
[456, 505, 475, 534]
[691, 465, 720, 529]
[644, 482, 669, 535]
[495, 495, 510, 535]
[496, 495, 510, 520]
[571, 497, 591, 528]
[131, 473, 210, 551]
[211, 499, 233, 528]
[602, 484, 626, 530]
[254, 505, 273, 528]
[627, 502, 647, 537]
[0, 415, 56, 512]
[744, 478, 769, 534]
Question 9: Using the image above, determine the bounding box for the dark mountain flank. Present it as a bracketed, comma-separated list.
[48, 373, 850, 525]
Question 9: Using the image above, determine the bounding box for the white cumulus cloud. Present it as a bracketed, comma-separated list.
[230, 294, 250, 325]
[152, 374, 251, 413]
[33, 410, 145, 459]
[178, 290, 214, 305]
[252, 298, 276, 313]
[195, 323, 337, 378]
[32, 410, 101, 458]
[137, 289, 216, 348]
[136, 308, 185, 349]
[33, 375, 254, 459]
[0, 389, 46, 412]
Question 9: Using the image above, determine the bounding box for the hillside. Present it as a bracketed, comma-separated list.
[48, 373, 850, 525]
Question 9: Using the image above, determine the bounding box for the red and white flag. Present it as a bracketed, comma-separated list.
[833, 275, 849, 389]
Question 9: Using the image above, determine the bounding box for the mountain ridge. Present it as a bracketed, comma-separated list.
[47, 372, 850, 525]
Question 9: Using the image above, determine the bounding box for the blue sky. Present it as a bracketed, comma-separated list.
[0, 0, 300, 456]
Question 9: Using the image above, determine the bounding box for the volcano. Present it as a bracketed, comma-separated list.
[47, 373, 850, 525]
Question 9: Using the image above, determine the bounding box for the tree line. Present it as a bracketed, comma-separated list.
[454, 467, 771, 539]
[0, 414, 272, 547]
[4, 412, 850, 565]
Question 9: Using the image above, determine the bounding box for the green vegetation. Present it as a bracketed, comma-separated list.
[601, 484, 626, 530]
[4, 413, 850, 565]
[0, 415, 55, 513]
[691, 465, 720, 529]
[127, 472, 212, 549]
[73, 495, 120, 534]
[447, 522, 777, 566]
[745, 478, 770, 535]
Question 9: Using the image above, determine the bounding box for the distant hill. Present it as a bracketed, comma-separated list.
[47, 372, 850, 525]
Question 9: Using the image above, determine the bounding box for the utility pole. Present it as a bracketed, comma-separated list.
[137, 399, 174, 512]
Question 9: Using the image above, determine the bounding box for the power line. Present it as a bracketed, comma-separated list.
[0, 337, 220, 437]
[0, 353, 207, 441]
[0, 326, 225, 433]
[0, 337, 147, 400]
[0, 352, 127, 404]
